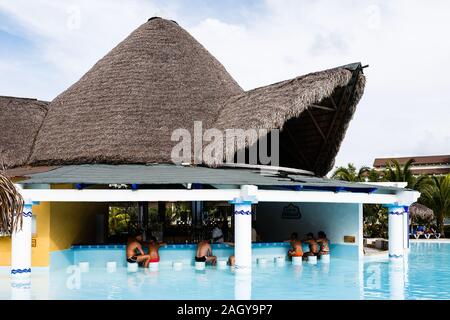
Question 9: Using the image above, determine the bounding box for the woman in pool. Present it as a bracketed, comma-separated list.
[285, 232, 303, 258]
[316, 231, 330, 257]
[144, 236, 167, 268]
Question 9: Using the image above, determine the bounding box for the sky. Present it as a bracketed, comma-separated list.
[0, 0, 449, 170]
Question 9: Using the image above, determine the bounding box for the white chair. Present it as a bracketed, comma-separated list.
[307, 255, 317, 265]
[78, 262, 89, 272]
[127, 262, 138, 272]
[106, 261, 117, 273]
[195, 261, 205, 270]
[173, 261, 183, 270]
[292, 256, 302, 266]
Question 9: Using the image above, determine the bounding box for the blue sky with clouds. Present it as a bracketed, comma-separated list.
[0, 0, 449, 170]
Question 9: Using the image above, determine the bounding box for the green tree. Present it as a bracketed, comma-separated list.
[419, 174, 450, 236]
[331, 163, 376, 182]
[384, 159, 415, 187]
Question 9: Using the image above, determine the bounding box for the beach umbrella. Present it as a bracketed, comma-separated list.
[409, 202, 434, 223]
[0, 171, 24, 235]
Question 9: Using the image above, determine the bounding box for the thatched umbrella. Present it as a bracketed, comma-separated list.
[409, 202, 434, 224]
[0, 171, 24, 235]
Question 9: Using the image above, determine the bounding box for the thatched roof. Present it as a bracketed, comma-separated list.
[18, 17, 364, 176]
[0, 96, 48, 169]
[409, 202, 434, 221]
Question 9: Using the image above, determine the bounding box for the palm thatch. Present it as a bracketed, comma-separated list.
[20, 17, 366, 176]
[0, 170, 24, 235]
[409, 202, 434, 222]
[0, 96, 48, 169]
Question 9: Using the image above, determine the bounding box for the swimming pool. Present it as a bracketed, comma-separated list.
[1, 242, 449, 299]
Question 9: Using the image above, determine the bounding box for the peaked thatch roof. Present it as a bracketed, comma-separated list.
[0, 96, 48, 169]
[409, 202, 434, 222]
[18, 17, 364, 176]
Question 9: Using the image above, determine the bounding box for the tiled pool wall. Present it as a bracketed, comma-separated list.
[50, 242, 359, 270]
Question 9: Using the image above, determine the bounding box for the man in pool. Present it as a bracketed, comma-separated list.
[303, 232, 319, 259]
[126, 232, 152, 266]
[223, 242, 235, 266]
[144, 236, 167, 268]
[284, 232, 303, 258]
[316, 231, 330, 257]
[195, 240, 217, 266]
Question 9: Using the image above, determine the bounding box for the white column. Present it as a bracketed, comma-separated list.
[231, 185, 258, 274]
[11, 202, 33, 277]
[388, 205, 405, 259]
[403, 209, 410, 250]
[234, 202, 252, 273]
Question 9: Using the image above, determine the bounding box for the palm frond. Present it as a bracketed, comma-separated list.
[0, 171, 24, 235]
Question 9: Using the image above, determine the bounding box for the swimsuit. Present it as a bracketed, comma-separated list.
[195, 256, 207, 262]
[149, 257, 160, 263]
[127, 256, 138, 263]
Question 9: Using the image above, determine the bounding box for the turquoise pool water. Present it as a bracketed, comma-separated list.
[1, 242, 449, 300]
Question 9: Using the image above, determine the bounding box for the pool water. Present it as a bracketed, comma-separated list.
[1, 242, 449, 300]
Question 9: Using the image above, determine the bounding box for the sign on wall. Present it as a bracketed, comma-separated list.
[281, 203, 302, 219]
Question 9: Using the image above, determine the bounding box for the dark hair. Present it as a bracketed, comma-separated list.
[291, 232, 298, 239]
[149, 236, 157, 242]
[318, 231, 326, 238]
[306, 232, 314, 238]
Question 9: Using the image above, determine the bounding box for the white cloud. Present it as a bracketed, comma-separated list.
[0, 0, 449, 169]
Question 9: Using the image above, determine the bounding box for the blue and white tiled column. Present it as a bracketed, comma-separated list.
[387, 205, 406, 259]
[11, 202, 33, 277]
[230, 185, 258, 274]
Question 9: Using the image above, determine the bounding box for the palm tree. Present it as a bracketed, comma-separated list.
[0, 171, 24, 235]
[384, 159, 415, 187]
[419, 174, 450, 236]
[331, 163, 375, 182]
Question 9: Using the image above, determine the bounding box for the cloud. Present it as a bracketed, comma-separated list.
[0, 0, 449, 169]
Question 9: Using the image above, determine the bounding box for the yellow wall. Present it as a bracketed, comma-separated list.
[32, 202, 51, 266]
[50, 202, 108, 252]
[0, 201, 108, 266]
[0, 237, 11, 266]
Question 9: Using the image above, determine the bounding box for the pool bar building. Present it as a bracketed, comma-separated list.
[1, 18, 419, 283]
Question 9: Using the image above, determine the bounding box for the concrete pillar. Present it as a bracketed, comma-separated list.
[234, 201, 253, 273]
[11, 202, 33, 277]
[230, 185, 258, 274]
[387, 205, 405, 259]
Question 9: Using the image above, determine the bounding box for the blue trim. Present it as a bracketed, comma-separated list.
[131, 184, 139, 190]
[11, 268, 31, 274]
[388, 211, 404, 216]
[22, 211, 32, 218]
[75, 183, 87, 190]
[388, 254, 403, 258]
[234, 210, 252, 215]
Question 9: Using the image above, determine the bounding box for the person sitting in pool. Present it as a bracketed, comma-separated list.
[126, 232, 152, 265]
[302, 232, 319, 259]
[284, 232, 303, 258]
[144, 236, 167, 268]
[316, 231, 330, 257]
[195, 240, 217, 266]
[223, 242, 235, 266]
